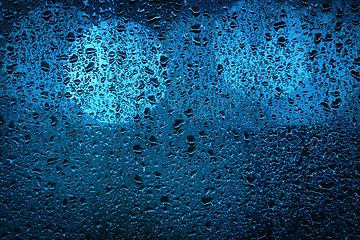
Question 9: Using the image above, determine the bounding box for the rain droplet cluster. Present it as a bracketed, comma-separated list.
[1, 1, 359, 240]
[1, 5, 92, 119]
[67, 20, 166, 123]
[163, 1, 360, 126]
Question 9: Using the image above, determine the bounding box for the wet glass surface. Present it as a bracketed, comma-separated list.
[1, 0, 359, 239]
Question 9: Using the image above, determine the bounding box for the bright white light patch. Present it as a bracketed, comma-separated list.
[67, 19, 166, 124]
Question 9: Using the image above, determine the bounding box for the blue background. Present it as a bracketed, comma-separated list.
[1, 0, 359, 239]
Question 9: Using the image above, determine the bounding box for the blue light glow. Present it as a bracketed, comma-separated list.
[67, 19, 166, 124]
[1, 5, 92, 120]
